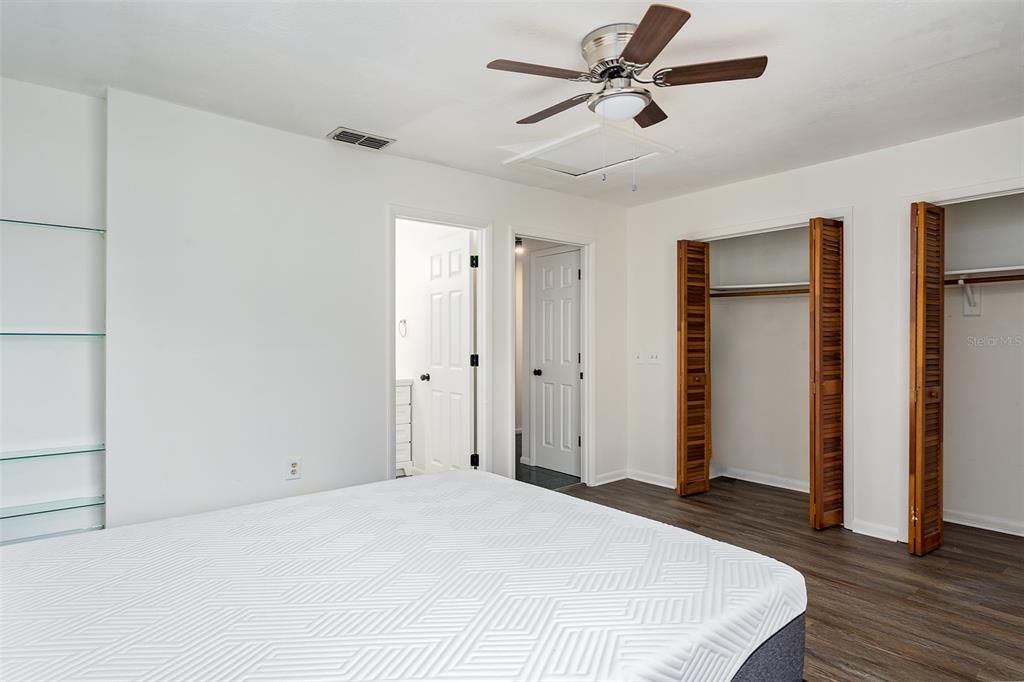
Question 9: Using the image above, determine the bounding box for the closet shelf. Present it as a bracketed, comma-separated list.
[711, 281, 809, 290]
[1, 217, 106, 234]
[0, 332, 105, 337]
[0, 525, 104, 546]
[710, 281, 810, 298]
[944, 265, 1024, 287]
[0, 445, 105, 462]
[0, 496, 105, 520]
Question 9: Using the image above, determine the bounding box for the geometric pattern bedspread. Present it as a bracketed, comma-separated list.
[0, 471, 806, 681]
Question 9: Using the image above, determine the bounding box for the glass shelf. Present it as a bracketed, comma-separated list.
[0, 525, 103, 546]
[0, 445, 105, 462]
[1, 217, 105, 234]
[0, 332, 105, 337]
[0, 496, 105, 520]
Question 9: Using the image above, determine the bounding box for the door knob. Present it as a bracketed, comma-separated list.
[420, 373, 431, 382]
[532, 369, 543, 376]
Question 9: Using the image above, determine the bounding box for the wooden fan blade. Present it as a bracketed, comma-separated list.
[655, 55, 768, 86]
[487, 59, 589, 81]
[634, 101, 668, 128]
[621, 4, 691, 66]
[517, 93, 592, 124]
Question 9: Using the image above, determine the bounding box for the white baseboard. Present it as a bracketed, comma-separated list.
[944, 509, 1024, 537]
[712, 467, 809, 494]
[625, 469, 676, 489]
[846, 519, 899, 542]
[590, 469, 627, 486]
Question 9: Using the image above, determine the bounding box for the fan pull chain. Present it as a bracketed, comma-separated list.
[631, 124, 638, 192]
[601, 113, 608, 182]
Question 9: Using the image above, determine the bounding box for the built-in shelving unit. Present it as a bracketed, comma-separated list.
[1, 217, 106, 544]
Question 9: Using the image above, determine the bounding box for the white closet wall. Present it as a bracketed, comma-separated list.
[709, 228, 809, 490]
[943, 194, 1024, 536]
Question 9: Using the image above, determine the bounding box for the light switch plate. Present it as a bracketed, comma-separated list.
[648, 351, 662, 364]
[962, 287, 981, 317]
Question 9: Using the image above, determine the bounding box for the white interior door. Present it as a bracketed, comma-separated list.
[530, 247, 581, 476]
[426, 230, 473, 473]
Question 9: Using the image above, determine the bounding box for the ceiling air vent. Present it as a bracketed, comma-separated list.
[327, 126, 395, 151]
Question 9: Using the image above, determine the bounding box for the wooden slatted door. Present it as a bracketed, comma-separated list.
[909, 202, 945, 555]
[809, 218, 844, 529]
[677, 240, 711, 496]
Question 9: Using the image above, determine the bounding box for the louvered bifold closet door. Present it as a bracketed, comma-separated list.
[809, 218, 844, 529]
[677, 240, 711, 496]
[909, 202, 945, 555]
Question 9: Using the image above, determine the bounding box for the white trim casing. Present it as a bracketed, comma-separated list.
[684, 206, 857, 533]
[387, 205, 494, 480]
[508, 228, 597, 487]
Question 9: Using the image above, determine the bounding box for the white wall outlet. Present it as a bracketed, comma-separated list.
[648, 351, 662, 364]
[286, 457, 302, 480]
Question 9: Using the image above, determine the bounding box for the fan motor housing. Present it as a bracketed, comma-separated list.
[580, 23, 637, 78]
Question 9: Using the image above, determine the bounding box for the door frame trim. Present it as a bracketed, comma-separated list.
[509, 230, 594, 487]
[386, 205, 493, 480]
[526, 244, 584, 477]
[897, 177, 1024, 543]
[685, 206, 855, 528]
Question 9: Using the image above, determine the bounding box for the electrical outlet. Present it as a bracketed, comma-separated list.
[648, 351, 662, 364]
[634, 351, 645, 364]
[286, 457, 302, 480]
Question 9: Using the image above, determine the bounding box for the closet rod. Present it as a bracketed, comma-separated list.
[710, 287, 809, 298]
[943, 273, 1024, 286]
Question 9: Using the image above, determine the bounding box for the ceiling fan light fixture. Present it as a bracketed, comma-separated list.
[589, 89, 651, 121]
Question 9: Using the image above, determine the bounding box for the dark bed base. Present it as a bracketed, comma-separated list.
[731, 613, 805, 682]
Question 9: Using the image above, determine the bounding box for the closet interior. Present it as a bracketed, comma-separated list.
[908, 193, 1024, 556]
[677, 217, 844, 529]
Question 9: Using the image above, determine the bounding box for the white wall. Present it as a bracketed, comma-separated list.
[394, 218, 466, 474]
[942, 195, 1024, 536]
[945, 193, 1024, 271]
[626, 116, 1024, 542]
[0, 78, 107, 540]
[105, 89, 628, 526]
[707, 228, 809, 490]
[710, 296, 809, 491]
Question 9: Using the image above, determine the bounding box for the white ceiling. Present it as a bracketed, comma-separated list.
[3, 1, 1022, 206]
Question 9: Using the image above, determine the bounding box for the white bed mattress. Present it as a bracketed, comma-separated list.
[0, 471, 805, 681]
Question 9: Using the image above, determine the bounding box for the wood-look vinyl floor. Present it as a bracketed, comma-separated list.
[565, 477, 1024, 681]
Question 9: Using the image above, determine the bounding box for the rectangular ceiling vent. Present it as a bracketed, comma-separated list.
[327, 126, 395, 151]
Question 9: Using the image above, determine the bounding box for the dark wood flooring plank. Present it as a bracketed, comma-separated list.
[565, 477, 1024, 681]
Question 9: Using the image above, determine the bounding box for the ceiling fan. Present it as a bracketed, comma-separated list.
[487, 4, 767, 128]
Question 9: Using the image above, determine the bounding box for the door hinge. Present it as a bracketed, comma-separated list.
[580, 372, 583, 380]
[578, 268, 581, 280]
[470, 255, 479, 268]
[578, 435, 582, 448]
[470, 453, 480, 469]
[911, 509, 918, 525]
[470, 353, 479, 367]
